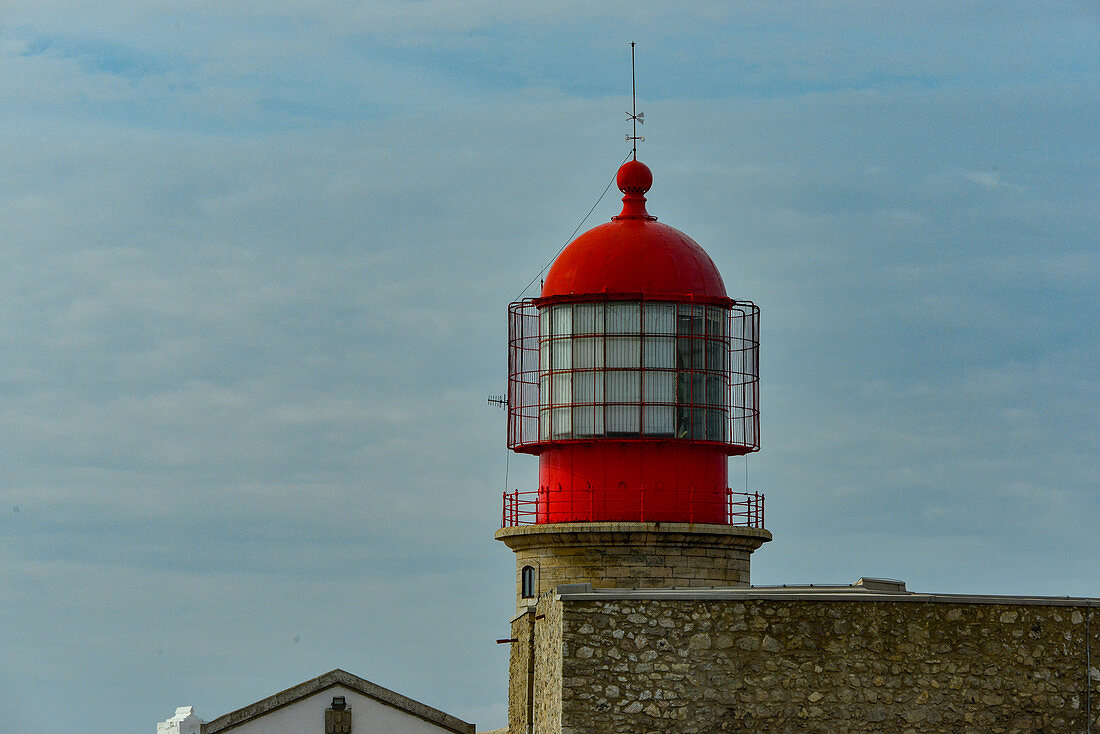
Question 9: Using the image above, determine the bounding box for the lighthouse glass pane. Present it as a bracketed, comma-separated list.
[550, 373, 572, 405]
[706, 409, 727, 441]
[642, 371, 675, 436]
[551, 304, 572, 336]
[706, 306, 725, 337]
[550, 338, 572, 372]
[706, 372, 727, 441]
[643, 406, 676, 435]
[573, 371, 592, 403]
[606, 337, 640, 368]
[644, 303, 675, 335]
[551, 406, 571, 439]
[574, 302, 603, 334]
[573, 335, 603, 369]
[643, 370, 676, 400]
[680, 305, 705, 337]
[706, 373, 725, 406]
[706, 339, 727, 373]
[607, 302, 640, 334]
[642, 336, 675, 368]
[677, 336, 704, 371]
[573, 371, 604, 437]
[606, 370, 640, 434]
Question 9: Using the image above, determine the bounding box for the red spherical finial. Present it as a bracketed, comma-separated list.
[615, 159, 654, 219]
[616, 159, 653, 194]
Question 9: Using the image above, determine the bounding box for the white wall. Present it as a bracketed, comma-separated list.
[219, 686, 457, 734]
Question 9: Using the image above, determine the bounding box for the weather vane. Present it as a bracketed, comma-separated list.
[625, 41, 645, 159]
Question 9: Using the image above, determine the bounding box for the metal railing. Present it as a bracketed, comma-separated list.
[501, 488, 764, 528]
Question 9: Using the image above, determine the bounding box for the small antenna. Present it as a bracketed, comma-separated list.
[487, 394, 507, 411]
[625, 42, 645, 158]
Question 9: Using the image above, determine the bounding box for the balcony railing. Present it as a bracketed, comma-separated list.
[501, 488, 764, 528]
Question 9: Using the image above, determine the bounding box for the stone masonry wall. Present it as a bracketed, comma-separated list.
[508, 599, 565, 734]
[497, 524, 770, 613]
[545, 597, 1099, 733]
[508, 610, 533, 734]
[533, 595, 564, 734]
[511, 543, 750, 614]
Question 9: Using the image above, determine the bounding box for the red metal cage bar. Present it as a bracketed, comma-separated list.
[501, 488, 765, 528]
[507, 297, 759, 454]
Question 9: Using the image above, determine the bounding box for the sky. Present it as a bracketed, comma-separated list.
[0, 2, 1097, 732]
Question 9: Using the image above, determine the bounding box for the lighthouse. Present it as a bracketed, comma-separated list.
[496, 158, 771, 611]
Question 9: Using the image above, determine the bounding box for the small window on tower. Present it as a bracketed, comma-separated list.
[521, 565, 536, 599]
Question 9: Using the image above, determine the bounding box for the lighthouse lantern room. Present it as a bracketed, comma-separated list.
[504, 160, 761, 526]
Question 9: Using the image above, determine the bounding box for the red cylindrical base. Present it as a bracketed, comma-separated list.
[537, 442, 727, 523]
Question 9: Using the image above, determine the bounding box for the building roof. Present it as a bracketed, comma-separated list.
[550, 579, 1100, 607]
[202, 669, 474, 734]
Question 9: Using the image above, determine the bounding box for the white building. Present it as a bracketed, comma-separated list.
[157, 669, 474, 734]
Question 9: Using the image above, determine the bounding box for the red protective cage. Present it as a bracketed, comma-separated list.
[507, 297, 759, 455]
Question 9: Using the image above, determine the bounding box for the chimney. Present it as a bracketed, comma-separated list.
[156, 706, 203, 734]
[325, 695, 351, 733]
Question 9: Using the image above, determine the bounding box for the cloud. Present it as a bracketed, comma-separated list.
[0, 3, 1097, 733]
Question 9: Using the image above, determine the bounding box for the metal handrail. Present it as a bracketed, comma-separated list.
[501, 488, 764, 528]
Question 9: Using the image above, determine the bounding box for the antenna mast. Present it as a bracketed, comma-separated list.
[626, 42, 645, 157]
[631, 42, 637, 159]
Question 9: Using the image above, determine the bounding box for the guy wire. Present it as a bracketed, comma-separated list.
[514, 149, 633, 302]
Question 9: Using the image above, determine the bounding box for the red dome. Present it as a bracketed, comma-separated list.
[541, 161, 727, 301]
